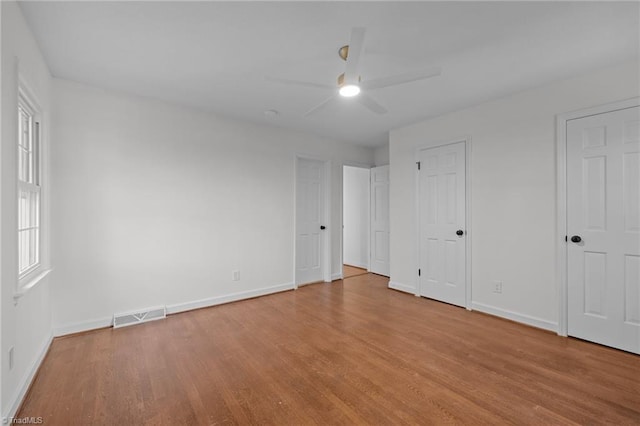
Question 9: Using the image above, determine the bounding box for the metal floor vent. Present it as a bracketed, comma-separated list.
[113, 306, 166, 329]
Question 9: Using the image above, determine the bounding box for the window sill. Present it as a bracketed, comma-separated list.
[14, 268, 52, 304]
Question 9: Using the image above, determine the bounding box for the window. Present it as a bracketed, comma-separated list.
[18, 94, 41, 278]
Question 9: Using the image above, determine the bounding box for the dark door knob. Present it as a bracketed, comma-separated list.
[570, 235, 582, 243]
[456, 230, 464, 236]
[320, 225, 326, 230]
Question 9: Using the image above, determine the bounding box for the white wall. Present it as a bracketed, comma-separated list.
[1, 1, 53, 418]
[343, 166, 369, 269]
[51, 78, 373, 333]
[374, 142, 389, 166]
[390, 60, 640, 330]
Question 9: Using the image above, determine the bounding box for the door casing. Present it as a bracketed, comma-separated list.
[555, 97, 640, 336]
[294, 155, 331, 287]
[340, 162, 372, 278]
[415, 138, 472, 309]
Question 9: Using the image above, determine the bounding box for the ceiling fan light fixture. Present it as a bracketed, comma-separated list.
[339, 84, 361, 97]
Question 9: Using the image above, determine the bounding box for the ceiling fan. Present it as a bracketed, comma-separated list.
[267, 27, 441, 117]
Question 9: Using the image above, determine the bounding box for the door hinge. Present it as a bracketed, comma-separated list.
[418, 268, 421, 276]
[416, 161, 421, 170]
[565, 235, 567, 242]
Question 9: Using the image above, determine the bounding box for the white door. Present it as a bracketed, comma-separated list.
[567, 105, 640, 354]
[370, 165, 390, 276]
[296, 158, 325, 285]
[418, 142, 467, 307]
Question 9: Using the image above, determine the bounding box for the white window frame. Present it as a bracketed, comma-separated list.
[16, 81, 50, 296]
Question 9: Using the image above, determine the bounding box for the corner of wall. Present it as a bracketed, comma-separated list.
[374, 141, 390, 166]
[3, 332, 53, 421]
[1, 1, 54, 418]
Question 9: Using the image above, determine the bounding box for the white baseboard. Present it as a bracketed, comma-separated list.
[4, 332, 53, 421]
[471, 301, 558, 332]
[388, 281, 416, 295]
[53, 316, 112, 337]
[331, 272, 343, 281]
[53, 283, 296, 337]
[166, 282, 295, 315]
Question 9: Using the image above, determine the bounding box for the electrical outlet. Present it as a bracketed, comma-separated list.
[493, 281, 503, 294]
[232, 270, 240, 281]
[8, 347, 14, 370]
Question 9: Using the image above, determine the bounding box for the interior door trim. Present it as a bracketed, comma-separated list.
[555, 97, 640, 337]
[414, 137, 472, 309]
[340, 161, 374, 280]
[293, 154, 332, 288]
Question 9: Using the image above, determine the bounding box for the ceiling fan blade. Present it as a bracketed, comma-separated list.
[356, 93, 388, 114]
[266, 76, 334, 90]
[343, 27, 366, 84]
[304, 95, 337, 117]
[360, 66, 442, 90]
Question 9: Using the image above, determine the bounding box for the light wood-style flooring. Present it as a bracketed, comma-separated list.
[18, 273, 640, 424]
[343, 264, 368, 279]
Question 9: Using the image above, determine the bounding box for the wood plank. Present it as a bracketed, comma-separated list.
[343, 264, 368, 279]
[18, 274, 640, 424]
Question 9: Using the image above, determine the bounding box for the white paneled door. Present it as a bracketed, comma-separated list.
[418, 142, 467, 307]
[567, 105, 640, 354]
[370, 165, 390, 276]
[296, 158, 325, 285]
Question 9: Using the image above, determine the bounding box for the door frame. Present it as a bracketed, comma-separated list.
[340, 162, 372, 279]
[369, 164, 391, 277]
[293, 154, 332, 288]
[414, 137, 472, 309]
[555, 97, 640, 336]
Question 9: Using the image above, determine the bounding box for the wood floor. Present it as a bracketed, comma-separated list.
[19, 274, 640, 425]
[343, 264, 368, 278]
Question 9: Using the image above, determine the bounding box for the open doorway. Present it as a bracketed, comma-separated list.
[342, 165, 370, 279]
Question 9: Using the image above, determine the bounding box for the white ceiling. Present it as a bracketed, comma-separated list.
[19, 1, 640, 147]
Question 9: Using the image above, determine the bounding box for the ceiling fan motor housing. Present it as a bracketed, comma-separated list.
[337, 73, 361, 87]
